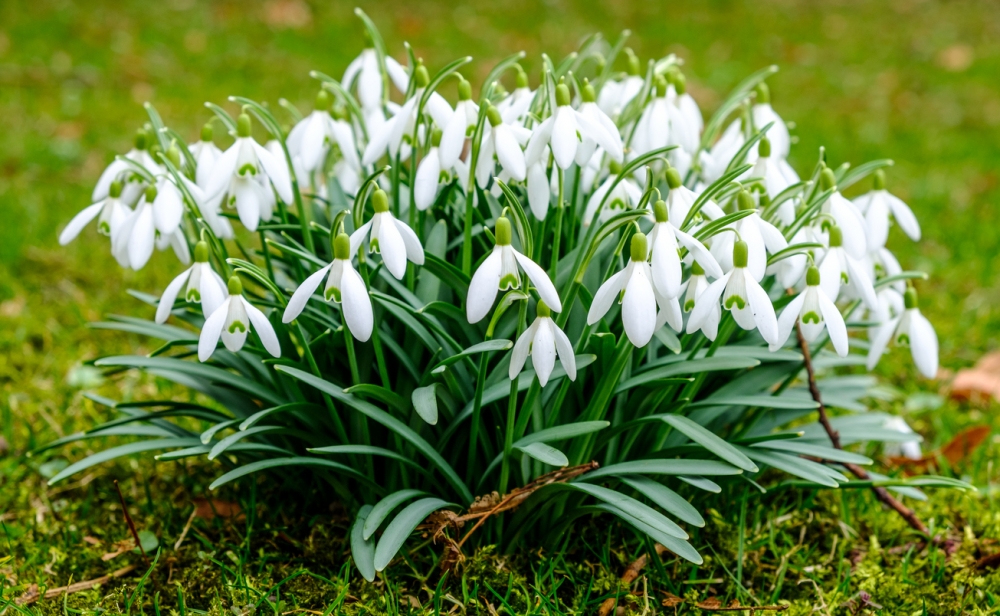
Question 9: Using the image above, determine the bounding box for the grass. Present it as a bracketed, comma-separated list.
[3, 0, 1000, 612]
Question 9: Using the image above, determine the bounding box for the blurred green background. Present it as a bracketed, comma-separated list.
[1, 0, 998, 443]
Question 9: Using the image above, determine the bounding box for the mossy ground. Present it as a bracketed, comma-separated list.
[3, 0, 1000, 613]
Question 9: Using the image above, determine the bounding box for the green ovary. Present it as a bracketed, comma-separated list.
[802, 311, 821, 324]
[228, 320, 247, 334]
[725, 295, 747, 310]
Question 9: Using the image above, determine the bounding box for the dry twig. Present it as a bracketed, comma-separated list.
[16, 565, 138, 606]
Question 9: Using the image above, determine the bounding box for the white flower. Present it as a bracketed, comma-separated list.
[710, 189, 788, 282]
[156, 241, 227, 323]
[587, 233, 679, 347]
[527, 147, 553, 219]
[439, 78, 479, 169]
[817, 225, 878, 310]
[633, 75, 698, 157]
[112, 185, 159, 270]
[573, 79, 625, 167]
[343, 48, 409, 113]
[596, 50, 643, 117]
[883, 417, 923, 460]
[283, 232, 374, 342]
[287, 90, 361, 175]
[205, 114, 294, 233]
[770, 266, 848, 356]
[414, 130, 444, 211]
[59, 180, 131, 245]
[349, 189, 424, 280]
[818, 167, 868, 259]
[475, 105, 530, 188]
[671, 71, 703, 136]
[189, 124, 223, 189]
[751, 83, 790, 160]
[508, 301, 576, 387]
[853, 169, 920, 250]
[867, 286, 938, 379]
[156, 227, 191, 266]
[525, 82, 623, 172]
[581, 162, 643, 226]
[701, 118, 745, 183]
[92, 129, 159, 203]
[497, 67, 536, 125]
[747, 138, 795, 224]
[198, 276, 281, 362]
[688, 240, 780, 344]
[467, 217, 561, 324]
[683, 261, 721, 340]
[663, 167, 725, 225]
[647, 199, 722, 299]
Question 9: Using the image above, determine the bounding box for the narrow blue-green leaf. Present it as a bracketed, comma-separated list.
[362, 489, 427, 540]
[616, 357, 760, 394]
[660, 415, 757, 472]
[209, 457, 370, 491]
[515, 421, 610, 447]
[343, 384, 409, 414]
[373, 498, 452, 571]
[411, 385, 439, 425]
[591, 503, 703, 565]
[351, 505, 377, 582]
[49, 438, 200, 485]
[561, 483, 688, 539]
[688, 395, 818, 410]
[581, 459, 742, 481]
[515, 442, 568, 467]
[619, 476, 705, 527]
[431, 339, 514, 375]
[751, 440, 873, 465]
[738, 447, 840, 487]
[679, 476, 721, 493]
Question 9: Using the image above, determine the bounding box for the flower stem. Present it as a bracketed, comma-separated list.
[549, 168, 565, 276]
[499, 299, 529, 495]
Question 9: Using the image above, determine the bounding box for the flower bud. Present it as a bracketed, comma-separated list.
[666, 166, 682, 189]
[144, 185, 158, 203]
[653, 199, 669, 223]
[495, 216, 512, 246]
[691, 261, 705, 276]
[201, 123, 213, 142]
[806, 265, 820, 286]
[630, 232, 648, 262]
[904, 285, 918, 309]
[555, 82, 571, 107]
[431, 127, 443, 147]
[581, 78, 596, 103]
[873, 169, 886, 191]
[415, 62, 430, 88]
[819, 166, 836, 191]
[828, 224, 843, 248]
[486, 104, 503, 127]
[758, 137, 771, 158]
[228, 275, 243, 296]
[194, 241, 210, 263]
[315, 89, 331, 111]
[733, 240, 749, 268]
[333, 232, 351, 260]
[537, 300, 552, 318]
[372, 188, 390, 213]
[109, 180, 123, 199]
[515, 65, 529, 89]
[236, 113, 252, 138]
[457, 77, 472, 101]
[626, 48, 640, 77]
[755, 82, 770, 105]
[654, 75, 667, 98]
[737, 188, 755, 211]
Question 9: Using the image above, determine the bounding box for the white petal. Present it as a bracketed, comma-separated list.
[153, 182, 184, 235]
[467, 249, 502, 323]
[532, 319, 557, 387]
[426, 92, 454, 128]
[655, 294, 684, 332]
[414, 149, 441, 210]
[772, 291, 806, 352]
[252, 142, 293, 204]
[232, 179, 262, 232]
[155, 267, 192, 324]
[341, 264, 374, 342]
[746, 276, 779, 345]
[527, 162, 550, 219]
[494, 125, 526, 181]
[817, 289, 849, 357]
[198, 297, 231, 362]
[361, 119, 394, 166]
[864, 193, 890, 250]
[394, 219, 424, 266]
[650, 225, 681, 299]
[575, 108, 622, 162]
[909, 310, 938, 378]
[687, 272, 730, 332]
[524, 117, 554, 167]
[866, 317, 900, 370]
[59, 202, 104, 245]
[349, 221, 373, 258]
[385, 56, 410, 93]
[199, 266, 227, 318]
[282, 264, 332, 323]
[513, 250, 561, 312]
[92, 158, 130, 201]
[829, 193, 868, 259]
[244, 298, 281, 357]
[587, 268, 627, 324]
[128, 205, 156, 270]
[377, 215, 408, 279]
[845, 255, 878, 310]
[439, 106, 468, 169]
[331, 120, 361, 171]
[509, 319, 538, 381]
[550, 109, 578, 170]
[740, 216, 768, 282]
[621, 266, 657, 347]
[674, 226, 723, 279]
[818, 250, 843, 303]
[205, 143, 240, 199]
[885, 192, 921, 242]
[552, 322, 577, 381]
[757, 217, 788, 254]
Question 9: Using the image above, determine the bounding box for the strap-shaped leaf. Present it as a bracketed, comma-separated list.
[619, 476, 705, 527]
[411, 385, 439, 425]
[559, 483, 688, 540]
[373, 498, 452, 571]
[660, 415, 757, 473]
[157, 442, 291, 461]
[209, 457, 372, 491]
[343, 384, 409, 414]
[751, 440, 873, 465]
[679, 476, 721, 493]
[422, 254, 471, 294]
[616, 357, 760, 393]
[581, 459, 742, 481]
[515, 442, 568, 467]
[308, 445, 425, 473]
[240, 402, 321, 431]
[591, 504, 702, 565]
[516, 421, 610, 447]
[48, 438, 201, 485]
[431, 340, 513, 374]
[688, 395, 818, 410]
[351, 505, 377, 582]
[738, 447, 841, 488]
[362, 489, 427, 540]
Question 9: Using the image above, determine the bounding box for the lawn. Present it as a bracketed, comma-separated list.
[3, 0, 1000, 613]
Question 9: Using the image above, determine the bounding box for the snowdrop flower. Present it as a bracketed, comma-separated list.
[818, 167, 868, 259]
[663, 166, 724, 225]
[112, 185, 160, 270]
[883, 416, 923, 460]
[817, 225, 878, 310]
[683, 261, 721, 340]
[751, 83, 790, 160]
[710, 189, 788, 282]
[633, 76, 698, 158]
[59, 180, 131, 245]
[343, 48, 409, 114]
[189, 124, 223, 189]
[525, 82, 622, 172]
[205, 113, 293, 233]
[439, 78, 479, 169]
[362, 63, 453, 166]
[155, 241, 226, 323]
[853, 169, 920, 250]
[508, 301, 576, 387]
[350, 189, 424, 280]
[283, 233, 373, 342]
[414, 129, 445, 211]
[573, 79, 625, 166]
[647, 199, 722, 299]
[867, 286, 938, 379]
[688, 240, 779, 344]
[597, 49, 643, 117]
[92, 129, 158, 203]
[701, 118, 745, 184]
[198, 276, 281, 362]
[287, 90, 361, 175]
[467, 217, 561, 323]
[588, 233, 678, 347]
[497, 66, 536, 125]
[770, 266, 848, 356]
[748, 138, 795, 224]
[581, 161, 643, 226]
[475, 105, 529, 187]
[526, 147, 553, 219]
[669, 70, 703, 137]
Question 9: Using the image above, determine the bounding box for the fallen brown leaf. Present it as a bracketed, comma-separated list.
[888, 425, 990, 472]
[951, 352, 1000, 402]
[192, 498, 243, 521]
[82, 536, 101, 546]
[660, 592, 684, 608]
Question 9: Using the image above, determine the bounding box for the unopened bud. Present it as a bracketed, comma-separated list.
[666, 167, 682, 189]
[630, 233, 648, 262]
[819, 167, 836, 191]
[626, 48, 640, 76]
[372, 189, 389, 213]
[415, 62, 430, 88]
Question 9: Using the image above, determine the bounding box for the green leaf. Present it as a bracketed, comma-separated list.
[701, 64, 777, 145]
[351, 505, 377, 582]
[581, 459, 742, 481]
[343, 384, 409, 414]
[591, 504, 703, 565]
[737, 447, 841, 487]
[515, 442, 568, 467]
[515, 421, 610, 447]
[679, 476, 721, 493]
[616, 357, 760, 394]
[373, 498, 452, 571]
[411, 385, 439, 425]
[560, 483, 688, 539]
[48, 438, 200, 485]
[660, 415, 758, 472]
[416, 220, 449, 304]
[209, 457, 372, 491]
[362, 489, 427, 540]
[133, 530, 159, 554]
[431, 339, 514, 374]
[239, 402, 322, 431]
[688, 394, 818, 410]
[308, 445, 424, 472]
[751, 440, 873, 465]
[423, 254, 471, 295]
[618, 476, 705, 527]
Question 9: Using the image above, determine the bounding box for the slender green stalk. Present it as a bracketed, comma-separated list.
[498, 299, 529, 495]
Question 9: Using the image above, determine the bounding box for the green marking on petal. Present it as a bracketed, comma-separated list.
[370, 238, 380, 254]
[238, 163, 257, 176]
[684, 299, 695, 312]
[840, 272, 849, 284]
[499, 273, 520, 291]
[897, 333, 910, 346]
[802, 311, 821, 324]
[725, 295, 747, 310]
[186, 289, 202, 303]
[228, 320, 246, 334]
[98, 221, 111, 235]
[325, 287, 342, 303]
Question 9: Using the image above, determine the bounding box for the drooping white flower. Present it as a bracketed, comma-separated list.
[670, 70, 703, 137]
[349, 189, 424, 280]
[343, 48, 409, 115]
[287, 90, 361, 175]
[882, 417, 923, 460]
[817, 225, 878, 310]
[439, 78, 479, 169]
[663, 166, 725, 225]
[475, 104, 529, 187]
[467, 217, 561, 323]
[867, 286, 938, 379]
[92, 129, 159, 203]
[688, 240, 780, 344]
[710, 189, 788, 282]
[818, 167, 868, 259]
[573, 79, 625, 167]
[751, 83, 790, 160]
[587, 233, 680, 347]
[526, 146, 553, 219]
[59, 179, 132, 245]
[508, 301, 576, 387]
[156, 227, 191, 266]
[189, 123, 223, 189]
[414, 129, 445, 211]
[596, 49, 644, 118]
[204, 113, 294, 233]
[198, 276, 281, 362]
[497, 66, 536, 125]
[112, 185, 159, 270]
[581, 161, 643, 226]
[747, 138, 796, 224]
[525, 81, 623, 172]
[155, 241, 227, 323]
[632, 75, 698, 158]
[647, 199, 722, 300]
[770, 266, 848, 356]
[283, 232, 374, 341]
[701, 118, 746, 184]
[853, 169, 921, 250]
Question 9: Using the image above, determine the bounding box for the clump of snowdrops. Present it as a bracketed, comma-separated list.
[49, 12, 962, 579]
